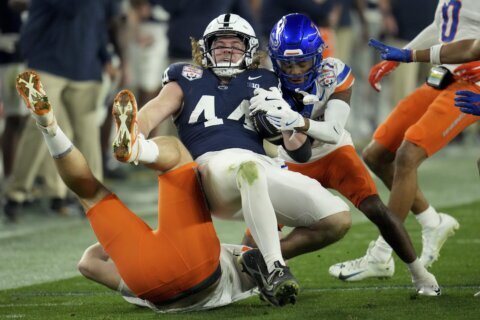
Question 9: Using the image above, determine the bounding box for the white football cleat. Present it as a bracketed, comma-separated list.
[328, 241, 394, 281]
[420, 213, 459, 268]
[413, 271, 441, 296]
[112, 90, 139, 163]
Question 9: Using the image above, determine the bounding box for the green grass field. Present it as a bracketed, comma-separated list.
[1, 200, 479, 319]
[1, 146, 479, 319]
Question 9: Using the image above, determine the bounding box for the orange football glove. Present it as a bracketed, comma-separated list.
[454, 61, 480, 83]
[368, 60, 400, 92]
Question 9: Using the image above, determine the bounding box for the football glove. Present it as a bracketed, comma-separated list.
[249, 87, 286, 114]
[265, 106, 305, 131]
[250, 87, 304, 130]
[454, 61, 480, 83]
[368, 38, 413, 63]
[368, 60, 399, 92]
[454, 90, 480, 116]
[295, 88, 321, 105]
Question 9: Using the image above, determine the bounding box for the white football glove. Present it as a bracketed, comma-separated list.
[249, 87, 287, 115]
[250, 87, 305, 131]
[265, 105, 305, 131]
[295, 88, 321, 106]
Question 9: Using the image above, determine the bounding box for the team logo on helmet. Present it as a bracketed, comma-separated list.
[269, 17, 285, 51]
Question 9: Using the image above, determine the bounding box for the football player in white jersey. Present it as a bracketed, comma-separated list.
[369, 33, 480, 297]
[249, 13, 440, 295]
[333, 0, 480, 279]
[110, 13, 354, 306]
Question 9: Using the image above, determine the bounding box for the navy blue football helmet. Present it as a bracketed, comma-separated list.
[268, 13, 325, 92]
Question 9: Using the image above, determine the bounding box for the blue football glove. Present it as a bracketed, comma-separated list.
[368, 38, 413, 63]
[454, 90, 480, 116]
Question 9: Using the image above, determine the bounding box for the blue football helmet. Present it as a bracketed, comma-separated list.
[268, 13, 325, 92]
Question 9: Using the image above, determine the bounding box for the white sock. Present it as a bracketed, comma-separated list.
[371, 236, 393, 262]
[416, 206, 440, 229]
[407, 258, 428, 281]
[237, 162, 285, 273]
[42, 126, 73, 159]
[137, 136, 159, 164]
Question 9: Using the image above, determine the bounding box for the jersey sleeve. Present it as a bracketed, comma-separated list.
[333, 59, 355, 93]
[320, 58, 355, 94]
[162, 63, 185, 86]
[162, 63, 205, 86]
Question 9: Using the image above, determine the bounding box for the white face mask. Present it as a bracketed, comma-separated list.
[208, 37, 247, 77]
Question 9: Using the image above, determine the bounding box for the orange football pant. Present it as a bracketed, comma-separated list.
[86, 162, 220, 303]
[287, 145, 377, 208]
[374, 81, 480, 156]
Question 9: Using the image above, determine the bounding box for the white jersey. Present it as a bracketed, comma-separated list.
[278, 57, 355, 163]
[121, 244, 257, 313]
[434, 0, 480, 72]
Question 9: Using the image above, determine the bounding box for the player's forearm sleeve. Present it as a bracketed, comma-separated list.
[305, 99, 350, 144]
[285, 138, 312, 163]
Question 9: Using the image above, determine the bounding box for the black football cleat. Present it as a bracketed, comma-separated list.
[238, 248, 299, 306]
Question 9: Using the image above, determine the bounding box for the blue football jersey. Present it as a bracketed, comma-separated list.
[163, 63, 279, 159]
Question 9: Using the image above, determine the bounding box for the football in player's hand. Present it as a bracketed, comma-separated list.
[252, 111, 283, 145]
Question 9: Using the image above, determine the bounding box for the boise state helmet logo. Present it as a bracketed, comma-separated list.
[270, 17, 285, 51]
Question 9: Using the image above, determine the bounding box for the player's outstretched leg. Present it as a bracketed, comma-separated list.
[112, 90, 139, 163]
[238, 248, 299, 306]
[15, 70, 108, 209]
[419, 213, 459, 268]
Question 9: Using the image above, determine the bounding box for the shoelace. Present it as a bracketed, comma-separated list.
[342, 255, 368, 271]
[267, 267, 285, 284]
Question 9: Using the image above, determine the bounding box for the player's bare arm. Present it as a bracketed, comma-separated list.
[137, 81, 184, 137]
[414, 39, 480, 63]
[370, 39, 480, 65]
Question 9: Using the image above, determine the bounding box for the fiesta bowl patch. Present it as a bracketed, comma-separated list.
[182, 65, 203, 81]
